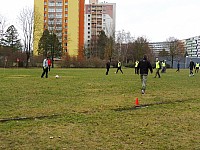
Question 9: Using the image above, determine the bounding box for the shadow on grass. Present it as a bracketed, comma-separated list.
[0, 99, 191, 123]
[0, 114, 61, 123]
[114, 99, 190, 112]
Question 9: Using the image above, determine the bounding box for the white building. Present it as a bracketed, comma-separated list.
[85, 0, 116, 48]
[184, 36, 200, 57]
[149, 42, 170, 57]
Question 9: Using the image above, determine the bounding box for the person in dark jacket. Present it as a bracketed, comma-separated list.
[189, 59, 195, 76]
[106, 60, 110, 75]
[176, 61, 180, 72]
[137, 55, 153, 94]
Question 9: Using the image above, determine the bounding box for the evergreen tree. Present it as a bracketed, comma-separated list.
[97, 30, 108, 59]
[38, 29, 51, 56]
[38, 29, 62, 67]
[2, 25, 22, 51]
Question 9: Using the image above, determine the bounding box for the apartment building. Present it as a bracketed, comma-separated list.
[84, 0, 116, 48]
[185, 36, 200, 57]
[33, 0, 84, 58]
[149, 36, 200, 58]
[149, 42, 170, 57]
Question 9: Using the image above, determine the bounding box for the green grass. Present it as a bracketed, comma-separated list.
[0, 68, 199, 150]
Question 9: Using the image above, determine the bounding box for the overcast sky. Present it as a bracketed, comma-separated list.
[1, 0, 200, 42]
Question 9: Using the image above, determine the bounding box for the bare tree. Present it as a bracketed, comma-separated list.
[166, 37, 184, 68]
[133, 37, 153, 62]
[0, 15, 6, 46]
[18, 7, 34, 67]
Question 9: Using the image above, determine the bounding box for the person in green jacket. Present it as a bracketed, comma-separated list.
[135, 60, 139, 74]
[195, 62, 199, 73]
[115, 60, 123, 74]
[161, 60, 166, 73]
[154, 58, 161, 78]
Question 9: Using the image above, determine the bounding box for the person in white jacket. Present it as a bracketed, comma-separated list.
[41, 57, 49, 78]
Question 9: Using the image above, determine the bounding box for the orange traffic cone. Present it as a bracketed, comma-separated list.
[135, 97, 140, 107]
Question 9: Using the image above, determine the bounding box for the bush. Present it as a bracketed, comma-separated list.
[60, 56, 106, 68]
[124, 63, 135, 68]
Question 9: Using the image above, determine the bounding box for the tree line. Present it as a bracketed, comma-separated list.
[0, 8, 185, 68]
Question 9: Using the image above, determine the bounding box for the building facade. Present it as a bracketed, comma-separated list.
[84, 0, 116, 48]
[149, 36, 200, 58]
[184, 36, 200, 57]
[33, 0, 84, 58]
[149, 42, 170, 57]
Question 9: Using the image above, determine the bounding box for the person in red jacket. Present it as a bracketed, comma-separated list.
[47, 57, 51, 71]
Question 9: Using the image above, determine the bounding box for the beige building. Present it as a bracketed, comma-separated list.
[84, 0, 116, 48]
[33, 0, 85, 59]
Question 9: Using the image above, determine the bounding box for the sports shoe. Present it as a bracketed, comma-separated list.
[141, 90, 145, 94]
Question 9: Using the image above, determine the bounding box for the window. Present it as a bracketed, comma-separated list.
[56, 8, 62, 12]
[48, 8, 55, 12]
[56, 2, 62, 6]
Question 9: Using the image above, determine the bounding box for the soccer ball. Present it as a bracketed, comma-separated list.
[55, 75, 59, 78]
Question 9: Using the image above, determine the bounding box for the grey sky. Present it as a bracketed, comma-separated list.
[1, 0, 200, 42]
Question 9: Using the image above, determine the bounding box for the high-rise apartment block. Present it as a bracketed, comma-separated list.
[84, 0, 116, 48]
[185, 36, 200, 57]
[149, 36, 200, 58]
[33, 0, 85, 58]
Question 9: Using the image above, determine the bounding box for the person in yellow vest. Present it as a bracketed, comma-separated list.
[154, 58, 161, 78]
[135, 60, 139, 74]
[161, 60, 166, 73]
[195, 62, 199, 73]
[115, 60, 123, 74]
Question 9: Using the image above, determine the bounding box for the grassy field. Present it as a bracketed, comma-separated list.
[0, 67, 199, 150]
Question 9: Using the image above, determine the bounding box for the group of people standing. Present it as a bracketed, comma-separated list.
[105, 56, 200, 95]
